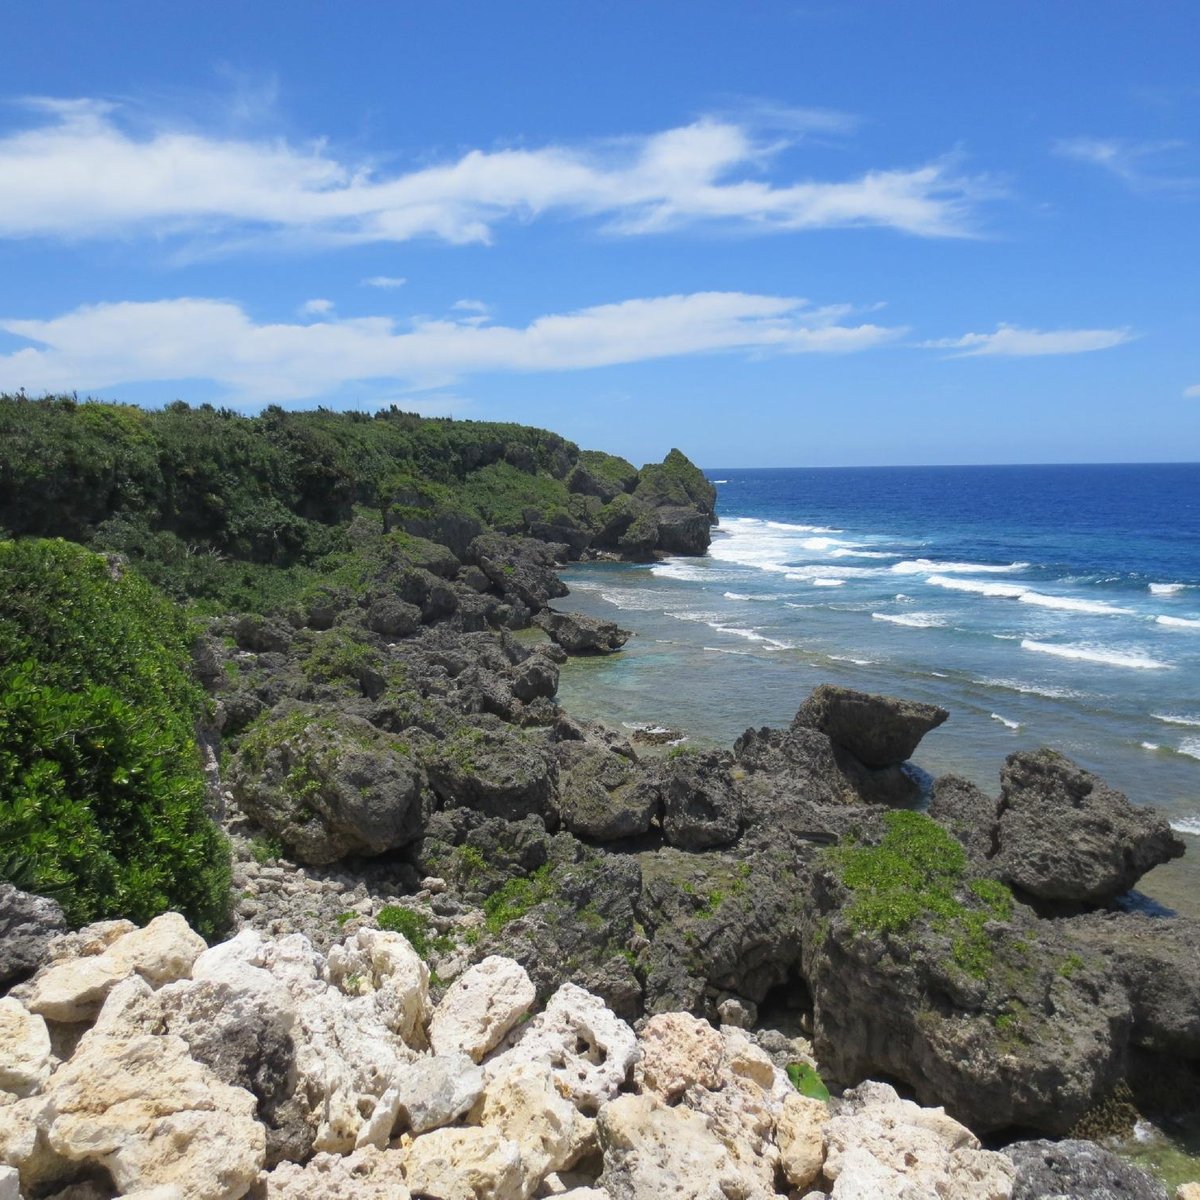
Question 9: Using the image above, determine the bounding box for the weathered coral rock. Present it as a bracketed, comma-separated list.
[259, 1147, 411, 1199]
[824, 1081, 1014, 1200]
[793, 684, 948, 768]
[486, 982, 638, 1114]
[634, 1011, 724, 1101]
[536, 609, 630, 655]
[775, 1093, 827, 1190]
[23, 912, 205, 1024]
[596, 1091, 773, 1200]
[43, 1033, 265, 1200]
[474, 1060, 595, 1182]
[398, 1124, 530, 1200]
[0, 884, 67, 988]
[0, 998, 52, 1097]
[430, 956, 536, 1062]
[1004, 1137, 1167, 1200]
[992, 749, 1184, 905]
[325, 928, 431, 1047]
[356, 1053, 483, 1147]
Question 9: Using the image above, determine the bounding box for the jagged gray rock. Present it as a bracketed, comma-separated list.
[0, 884, 67, 990]
[536, 608, 630, 654]
[1004, 1138, 1168, 1200]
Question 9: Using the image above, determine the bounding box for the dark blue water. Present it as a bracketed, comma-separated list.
[556, 464, 1200, 846]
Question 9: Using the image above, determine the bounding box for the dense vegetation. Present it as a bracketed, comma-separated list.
[0, 539, 230, 935]
[0, 394, 637, 613]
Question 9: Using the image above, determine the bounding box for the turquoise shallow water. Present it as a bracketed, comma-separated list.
[553, 464, 1200, 914]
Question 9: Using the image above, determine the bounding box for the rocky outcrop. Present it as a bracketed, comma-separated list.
[536, 609, 631, 655]
[0, 884, 67, 989]
[992, 749, 1184, 905]
[792, 684, 949, 769]
[1004, 1138, 1168, 1200]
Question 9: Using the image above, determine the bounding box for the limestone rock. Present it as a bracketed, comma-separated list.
[824, 1081, 1014, 1200]
[486, 983, 638, 1115]
[536, 610, 630, 655]
[0, 998, 52, 1097]
[0, 1166, 17, 1200]
[325, 928, 431, 1047]
[24, 953, 130, 1023]
[259, 1148, 411, 1199]
[399, 1124, 530, 1200]
[1004, 1138, 1167, 1200]
[103, 911, 207, 985]
[43, 1033, 265, 1200]
[776, 1093, 827, 1190]
[475, 1061, 595, 1182]
[430, 956, 536, 1063]
[1177, 1185, 1200, 1200]
[596, 1091, 772, 1200]
[793, 684, 948, 768]
[634, 1012, 724, 1101]
[0, 884, 66, 988]
[357, 1053, 483, 1148]
[993, 749, 1185, 905]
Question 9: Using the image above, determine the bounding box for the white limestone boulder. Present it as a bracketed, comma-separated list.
[430, 955, 535, 1063]
[0, 997, 52, 1097]
[398, 1124, 531, 1200]
[326, 927, 430, 1048]
[485, 983, 636, 1114]
[355, 1053, 483, 1149]
[634, 1012, 723, 1101]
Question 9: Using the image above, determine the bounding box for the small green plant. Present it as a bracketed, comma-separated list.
[335, 910, 356, 927]
[786, 1063, 830, 1102]
[377, 905, 433, 956]
[250, 833, 284, 864]
[1059, 952, 1085, 979]
[483, 865, 555, 933]
[455, 844, 487, 877]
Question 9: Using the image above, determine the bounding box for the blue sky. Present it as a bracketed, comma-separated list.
[1, 2, 1197, 467]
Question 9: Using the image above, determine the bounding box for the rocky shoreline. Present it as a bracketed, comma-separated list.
[4, 457, 1200, 1197]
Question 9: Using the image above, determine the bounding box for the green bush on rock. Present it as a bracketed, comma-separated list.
[0, 539, 230, 935]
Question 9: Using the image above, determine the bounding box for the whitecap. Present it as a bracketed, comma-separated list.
[978, 677, 1085, 700]
[651, 560, 719, 583]
[1180, 737, 1200, 761]
[927, 575, 1027, 599]
[927, 574, 1133, 615]
[991, 713, 1021, 730]
[892, 559, 1029, 575]
[830, 654, 877, 665]
[810, 578, 846, 588]
[1149, 582, 1187, 595]
[1141, 742, 1160, 751]
[872, 612, 948, 628]
[1156, 615, 1200, 629]
[622, 721, 674, 734]
[709, 624, 793, 649]
[1152, 713, 1200, 727]
[894, 593, 914, 602]
[711, 479, 729, 484]
[723, 591, 776, 601]
[599, 588, 668, 611]
[1170, 815, 1200, 836]
[1019, 640, 1169, 670]
[703, 646, 752, 656]
[829, 548, 897, 559]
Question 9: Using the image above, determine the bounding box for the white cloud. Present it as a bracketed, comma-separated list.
[922, 323, 1134, 357]
[361, 275, 407, 288]
[1184, 384, 1200, 398]
[300, 297, 334, 316]
[0, 99, 989, 248]
[0, 291, 902, 402]
[1053, 136, 1197, 192]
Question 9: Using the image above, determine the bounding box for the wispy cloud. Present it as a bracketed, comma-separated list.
[922, 324, 1134, 357]
[1053, 136, 1198, 193]
[361, 275, 407, 289]
[0, 98, 991, 250]
[1184, 384, 1200, 398]
[0, 291, 903, 402]
[300, 297, 334, 316]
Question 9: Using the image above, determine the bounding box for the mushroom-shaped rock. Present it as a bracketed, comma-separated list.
[536, 609, 630, 655]
[993, 749, 1184, 904]
[430, 956, 535, 1063]
[793, 684, 948, 768]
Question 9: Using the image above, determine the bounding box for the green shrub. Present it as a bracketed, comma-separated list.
[483, 865, 554, 933]
[377, 904, 432, 955]
[0, 539, 230, 936]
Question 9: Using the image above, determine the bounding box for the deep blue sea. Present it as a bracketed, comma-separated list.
[555, 464, 1200, 862]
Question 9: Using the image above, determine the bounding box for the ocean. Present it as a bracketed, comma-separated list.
[554, 464, 1200, 909]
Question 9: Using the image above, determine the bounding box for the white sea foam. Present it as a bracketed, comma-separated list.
[711, 479, 729, 484]
[830, 654, 877, 665]
[991, 713, 1021, 730]
[1156, 615, 1200, 629]
[872, 612, 948, 628]
[892, 558, 1029, 575]
[927, 574, 1133, 615]
[811, 578, 846, 587]
[978, 677, 1085, 700]
[598, 588, 668, 611]
[785, 565, 886, 581]
[1141, 742, 1160, 751]
[651, 560, 718, 582]
[1150, 582, 1187, 595]
[622, 721, 674, 734]
[1020, 640, 1169, 670]
[763, 519, 842, 533]
[829, 548, 896, 559]
[894, 593, 914, 602]
[704, 646, 752, 656]
[1152, 713, 1200, 727]
[709, 624, 793, 649]
[723, 591, 776, 601]
[1179, 737, 1200, 761]
[1171, 815, 1200, 835]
